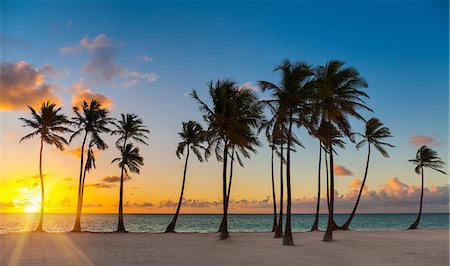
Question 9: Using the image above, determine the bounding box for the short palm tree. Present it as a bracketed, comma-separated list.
[339, 118, 394, 230]
[165, 120, 207, 233]
[19, 102, 71, 232]
[70, 100, 111, 232]
[111, 113, 149, 232]
[311, 60, 371, 241]
[259, 59, 314, 245]
[408, 146, 446, 229]
[112, 143, 144, 232]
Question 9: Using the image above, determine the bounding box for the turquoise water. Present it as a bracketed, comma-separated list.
[0, 213, 448, 234]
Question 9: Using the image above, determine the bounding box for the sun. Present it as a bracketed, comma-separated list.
[24, 198, 41, 213]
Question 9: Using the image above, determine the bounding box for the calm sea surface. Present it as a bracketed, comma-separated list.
[0, 213, 448, 234]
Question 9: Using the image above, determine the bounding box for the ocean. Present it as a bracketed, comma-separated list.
[0, 213, 448, 234]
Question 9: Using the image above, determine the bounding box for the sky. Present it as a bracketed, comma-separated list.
[0, 0, 448, 214]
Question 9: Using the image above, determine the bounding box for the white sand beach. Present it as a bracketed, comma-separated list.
[1, 229, 448, 265]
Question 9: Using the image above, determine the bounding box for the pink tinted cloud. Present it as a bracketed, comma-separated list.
[71, 83, 114, 109]
[0, 61, 62, 111]
[334, 165, 353, 176]
[409, 135, 438, 147]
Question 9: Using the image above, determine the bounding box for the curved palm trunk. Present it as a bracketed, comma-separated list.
[274, 143, 284, 238]
[218, 148, 235, 233]
[271, 145, 278, 232]
[324, 139, 335, 241]
[35, 138, 44, 232]
[311, 142, 322, 231]
[340, 145, 371, 230]
[325, 148, 330, 212]
[165, 148, 190, 233]
[409, 166, 424, 229]
[219, 142, 229, 240]
[72, 131, 88, 232]
[283, 118, 294, 246]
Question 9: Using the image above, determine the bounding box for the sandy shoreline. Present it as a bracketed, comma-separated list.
[1, 229, 448, 265]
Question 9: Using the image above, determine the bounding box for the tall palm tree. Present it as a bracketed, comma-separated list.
[70, 100, 111, 232]
[339, 118, 393, 230]
[78, 140, 96, 225]
[259, 59, 314, 245]
[408, 146, 446, 229]
[111, 113, 149, 232]
[165, 120, 207, 233]
[111, 143, 144, 232]
[19, 102, 71, 232]
[191, 80, 261, 240]
[311, 60, 371, 241]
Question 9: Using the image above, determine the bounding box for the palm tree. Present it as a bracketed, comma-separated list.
[191, 80, 261, 240]
[19, 102, 71, 232]
[111, 143, 144, 232]
[259, 59, 314, 245]
[70, 100, 111, 232]
[408, 146, 446, 229]
[78, 140, 96, 225]
[311, 60, 371, 241]
[339, 118, 394, 230]
[111, 113, 149, 232]
[165, 120, 207, 233]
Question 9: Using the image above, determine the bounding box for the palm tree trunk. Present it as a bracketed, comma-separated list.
[324, 135, 335, 241]
[283, 117, 294, 246]
[271, 145, 278, 232]
[219, 141, 229, 240]
[73, 131, 88, 232]
[325, 148, 330, 212]
[409, 166, 424, 229]
[219, 147, 235, 233]
[117, 164, 127, 232]
[35, 138, 44, 232]
[311, 142, 322, 231]
[340, 145, 371, 230]
[165, 147, 190, 233]
[274, 143, 284, 238]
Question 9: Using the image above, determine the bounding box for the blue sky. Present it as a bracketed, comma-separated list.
[0, 0, 448, 213]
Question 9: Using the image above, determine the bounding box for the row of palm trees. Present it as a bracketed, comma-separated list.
[19, 58, 446, 246]
[20, 101, 149, 233]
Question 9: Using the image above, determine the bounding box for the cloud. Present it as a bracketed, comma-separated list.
[239, 82, 259, 92]
[102, 176, 122, 183]
[71, 83, 114, 109]
[80, 34, 112, 50]
[409, 135, 439, 147]
[334, 165, 353, 176]
[85, 182, 113, 189]
[83, 49, 126, 83]
[124, 201, 154, 208]
[58, 198, 72, 208]
[83, 203, 102, 208]
[59, 45, 82, 54]
[0, 61, 62, 111]
[63, 146, 100, 158]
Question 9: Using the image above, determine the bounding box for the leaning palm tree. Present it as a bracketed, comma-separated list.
[165, 120, 207, 233]
[311, 60, 371, 241]
[339, 118, 394, 230]
[408, 146, 446, 229]
[78, 140, 96, 224]
[70, 100, 111, 232]
[19, 102, 71, 232]
[191, 80, 261, 240]
[111, 113, 149, 232]
[259, 59, 314, 245]
[112, 143, 144, 232]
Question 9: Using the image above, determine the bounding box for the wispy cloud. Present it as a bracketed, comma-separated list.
[409, 134, 439, 147]
[334, 164, 353, 176]
[0, 61, 62, 111]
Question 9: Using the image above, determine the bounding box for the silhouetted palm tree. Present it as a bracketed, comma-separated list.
[111, 113, 149, 232]
[408, 146, 446, 229]
[259, 59, 314, 245]
[165, 120, 207, 233]
[339, 118, 393, 230]
[311, 60, 371, 241]
[19, 102, 71, 232]
[70, 100, 111, 232]
[78, 140, 96, 225]
[191, 80, 261, 240]
[112, 143, 144, 232]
